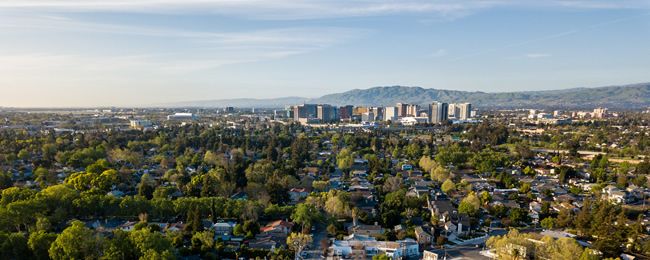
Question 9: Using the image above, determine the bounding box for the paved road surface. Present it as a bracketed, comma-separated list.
[430, 245, 491, 260]
[303, 223, 328, 260]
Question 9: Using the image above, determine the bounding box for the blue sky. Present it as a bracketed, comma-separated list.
[0, 0, 649, 107]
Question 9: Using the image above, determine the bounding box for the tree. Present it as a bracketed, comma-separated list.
[28, 231, 57, 260]
[327, 223, 337, 236]
[541, 217, 554, 229]
[130, 228, 174, 258]
[337, 148, 354, 173]
[480, 190, 492, 205]
[463, 192, 481, 209]
[103, 229, 139, 260]
[519, 183, 531, 194]
[185, 204, 203, 235]
[508, 208, 530, 225]
[292, 203, 322, 231]
[437, 236, 448, 246]
[486, 229, 535, 260]
[431, 166, 450, 182]
[1, 232, 32, 260]
[555, 208, 572, 229]
[49, 220, 104, 260]
[441, 179, 455, 194]
[383, 177, 404, 193]
[17, 149, 31, 161]
[458, 201, 476, 215]
[536, 236, 583, 260]
[373, 255, 392, 260]
[320, 238, 330, 253]
[139, 181, 154, 200]
[308, 179, 327, 191]
[243, 220, 261, 236]
[287, 232, 313, 254]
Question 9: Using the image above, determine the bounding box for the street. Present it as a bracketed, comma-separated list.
[303, 223, 328, 260]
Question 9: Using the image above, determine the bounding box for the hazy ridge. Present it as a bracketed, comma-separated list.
[167, 83, 650, 109]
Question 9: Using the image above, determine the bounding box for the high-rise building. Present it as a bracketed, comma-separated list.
[428, 101, 448, 123]
[458, 103, 471, 120]
[361, 112, 375, 121]
[293, 104, 318, 121]
[384, 107, 398, 121]
[396, 103, 409, 117]
[354, 107, 367, 115]
[448, 104, 457, 118]
[317, 104, 331, 122]
[370, 107, 384, 121]
[340, 105, 354, 121]
[406, 105, 420, 117]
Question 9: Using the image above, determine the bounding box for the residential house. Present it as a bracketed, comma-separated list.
[289, 188, 310, 201]
[164, 222, 186, 233]
[212, 221, 237, 235]
[348, 222, 384, 238]
[414, 226, 435, 246]
[444, 214, 471, 238]
[260, 220, 293, 236]
[603, 185, 635, 204]
[428, 196, 457, 222]
[118, 221, 138, 231]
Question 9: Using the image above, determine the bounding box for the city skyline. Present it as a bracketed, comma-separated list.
[1, 0, 650, 107]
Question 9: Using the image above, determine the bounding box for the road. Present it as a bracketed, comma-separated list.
[303, 223, 328, 260]
[430, 245, 491, 260]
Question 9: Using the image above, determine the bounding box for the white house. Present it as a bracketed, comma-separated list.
[289, 188, 310, 201]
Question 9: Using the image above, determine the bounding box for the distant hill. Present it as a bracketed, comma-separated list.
[309, 83, 650, 109]
[163, 83, 650, 109]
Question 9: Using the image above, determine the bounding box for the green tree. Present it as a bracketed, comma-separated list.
[458, 201, 476, 215]
[337, 148, 354, 173]
[541, 217, 554, 229]
[441, 179, 455, 194]
[291, 203, 322, 231]
[242, 220, 261, 236]
[103, 229, 139, 260]
[480, 190, 492, 205]
[17, 149, 31, 161]
[49, 220, 104, 260]
[130, 228, 174, 258]
[27, 230, 56, 260]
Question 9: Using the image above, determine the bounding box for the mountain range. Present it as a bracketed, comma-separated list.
[166, 82, 650, 109]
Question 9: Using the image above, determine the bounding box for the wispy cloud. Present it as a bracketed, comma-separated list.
[430, 49, 447, 58]
[0, 0, 645, 20]
[0, 14, 369, 73]
[525, 53, 551, 58]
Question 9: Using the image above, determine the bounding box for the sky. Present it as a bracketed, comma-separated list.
[1, 0, 649, 107]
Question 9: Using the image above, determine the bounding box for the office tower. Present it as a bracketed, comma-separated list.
[406, 104, 420, 117]
[448, 104, 456, 118]
[340, 105, 353, 121]
[384, 107, 398, 121]
[396, 103, 408, 117]
[428, 101, 448, 123]
[458, 103, 471, 120]
[317, 104, 331, 122]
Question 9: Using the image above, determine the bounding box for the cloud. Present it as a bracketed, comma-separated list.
[430, 49, 447, 58]
[0, 14, 369, 73]
[0, 0, 645, 20]
[525, 53, 551, 58]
